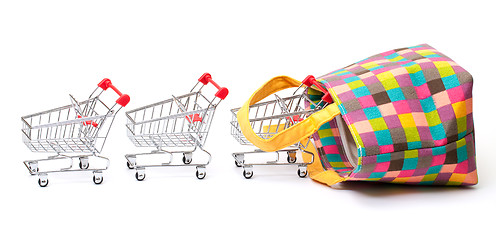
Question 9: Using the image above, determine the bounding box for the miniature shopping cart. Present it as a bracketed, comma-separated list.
[231, 75, 332, 179]
[125, 73, 228, 180]
[22, 79, 130, 187]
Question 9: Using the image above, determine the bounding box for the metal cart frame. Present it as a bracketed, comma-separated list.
[22, 78, 130, 187]
[125, 73, 228, 180]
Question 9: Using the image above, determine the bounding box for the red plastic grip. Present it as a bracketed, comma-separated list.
[302, 75, 333, 104]
[198, 73, 229, 100]
[98, 78, 130, 107]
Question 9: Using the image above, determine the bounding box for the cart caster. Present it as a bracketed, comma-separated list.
[93, 174, 103, 185]
[135, 171, 146, 181]
[287, 152, 297, 163]
[79, 157, 89, 169]
[297, 167, 308, 178]
[182, 153, 192, 164]
[196, 167, 206, 180]
[38, 175, 49, 187]
[234, 160, 242, 167]
[243, 169, 253, 179]
[126, 161, 134, 169]
[28, 162, 39, 173]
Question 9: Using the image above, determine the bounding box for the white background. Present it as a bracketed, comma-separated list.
[1, 1, 494, 239]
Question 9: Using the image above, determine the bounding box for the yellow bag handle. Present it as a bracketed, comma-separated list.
[237, 76, 341, 152]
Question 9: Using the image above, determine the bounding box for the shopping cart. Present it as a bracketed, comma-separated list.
[22, 79, 130, 187]
[231, 75, 332, 179]
[125, 73, 228, 180]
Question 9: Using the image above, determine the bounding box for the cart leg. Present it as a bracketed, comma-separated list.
[297, 165, 308, 178]
[196, 166, 206, 180]
[79, 156, 89, 169]
[135, 167, 146, 181]
[27, 161, 39, 174]
[126, 154, 136, 169]
[38, 173, 49, 187]
[243, 165, 254, 179]
[182, 152, 193, 164]
[233, 153, 244, 167]
[92, 170, 104, 184]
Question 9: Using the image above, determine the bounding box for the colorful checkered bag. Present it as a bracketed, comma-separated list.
[238, 44, 477, 186]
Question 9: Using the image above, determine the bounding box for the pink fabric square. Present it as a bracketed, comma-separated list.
[375, 162, 390, 172]
[412, 112, 428, 126]
[379, 145, 394, 154]
[392, 100, 411, 114]
[358, 95, 376, 108]
[434, 139, 448, 147]
[378, 102, 397, 116]
[398, 170, 415, 177]
[447, 86, 465, 103]
[432, 91, 451, 108]
[431, 154, 446, 166]
[353, 120, 374, 133]
[454, 161, 469, 174]
[323, 145, 340, 154]
[415, 83, 431, 99]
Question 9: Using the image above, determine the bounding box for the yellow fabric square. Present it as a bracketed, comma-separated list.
[404, 149, 419, 158]
[452, 101, 467, 118]
[361, 62, 379, 69]
[456, 137, 467, 148]
[433, 61, 455, 78]
[391, 177, 409, 183]
[416, 49, 435, 56]
[398, 113, 416, 128]
[318, 128, 333, 137]
[448, 173, 466, 184]
[425, 110, 442, 126]
[348, 80, 365, 89]
[404, 127, 421, 142]
[369, 118, 388, 131]
[422, 174, 438, 182]
[405, 64, 421, 74]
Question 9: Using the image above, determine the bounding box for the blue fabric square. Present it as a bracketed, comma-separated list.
[426, 165, 442, 175]
[457, 145, 468, 163]
[375, 130, 393, 145]
[386, 88, 406, 101]
[432, 146, 446, 156]
[352, 86, 371, 98]
[363, 106, 382, 119]
[429, 124, 447, 141]
[344, 76, 360, 83]
[377, 153, 391, 163]
[407, 141, 422, 150]
[321, 137, 337, 146]
[419, 97, 436, 113]
[369, 172, 386, 179]
[385, 53, 400, 60]
[442, 74, 460, 90]
[410, 71, 427, 86]
[402, 158, 418, 170]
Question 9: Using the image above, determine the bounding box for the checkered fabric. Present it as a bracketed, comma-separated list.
[311, 44, 477, 185]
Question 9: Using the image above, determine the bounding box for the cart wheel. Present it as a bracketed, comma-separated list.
[182, 155, 192, 164]
[38, 178, 49, 187]
[79, 161, 89, 169]
[235, 160, 242, 167]
[297, 168, 308, 178]
[287, 152, 297, 163]
[243, 170, 253, 179]
[93, 175, 103, 184]
[196, 170, 206, 180]
[135, 172, 146, 181]
[126, 161, 134, 169]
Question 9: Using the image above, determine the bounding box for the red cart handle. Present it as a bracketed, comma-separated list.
[98, 78, 131, 107]
[302, 75, 333, 104]
[198, 73, 229, 100]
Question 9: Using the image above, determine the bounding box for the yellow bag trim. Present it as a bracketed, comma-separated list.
[237, 76, 341, 152]
[237, 75, 345, 185]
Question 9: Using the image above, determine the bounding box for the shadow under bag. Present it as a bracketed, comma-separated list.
[238, 44, 477, 186]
